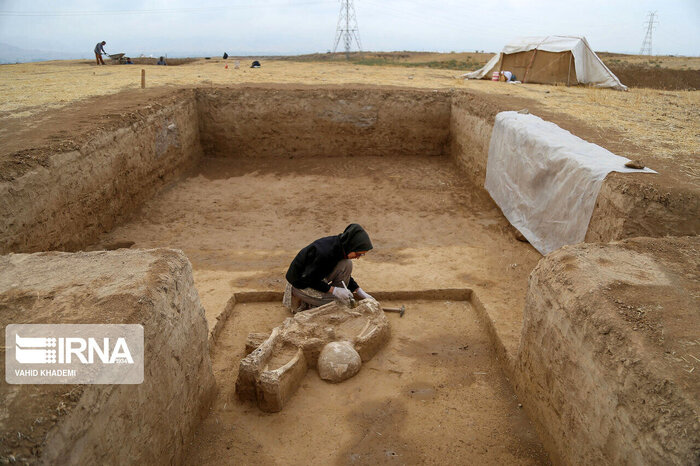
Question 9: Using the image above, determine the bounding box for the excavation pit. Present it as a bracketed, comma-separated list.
[186, 298, 549, 465]
[1, 85, 698, 464]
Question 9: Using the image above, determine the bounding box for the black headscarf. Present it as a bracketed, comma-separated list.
[339, 224, 373, 255]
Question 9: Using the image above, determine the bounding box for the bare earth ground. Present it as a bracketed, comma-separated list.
[95, 156, 540, 349]
[1, 58, 697, 181]
[0, 55, 698, 464]
[184, 300, 549, 465]
[595, 52, 700, 70]
[288, 51, 700, 90]
[292, 51, 700, 71]
[91, 155, 543, 464]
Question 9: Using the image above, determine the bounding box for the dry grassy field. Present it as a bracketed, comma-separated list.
[2, 53, 698, 181]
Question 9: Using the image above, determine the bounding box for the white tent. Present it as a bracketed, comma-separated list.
[463, 36, 627, 90]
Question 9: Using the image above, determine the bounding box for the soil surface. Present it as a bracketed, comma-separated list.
[1, 56, 697, 463]
[1, 80, 696, 198]
[606, 63, 700, 90]
[2, 58, 697, 185]
[0, 249, 214, 465]
[290, 51, 700, 90]
[94, 155, 541, 353]
[516, 236, 700, 465]
[184, 300, 549, 465]
[0, 87, 187, 182]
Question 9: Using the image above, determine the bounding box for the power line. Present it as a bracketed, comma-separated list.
[639, 11, 658, 55]
[333, 0, 362, 58]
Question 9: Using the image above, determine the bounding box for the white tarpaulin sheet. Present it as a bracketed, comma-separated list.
[485, 112, 656, 255]
[463, 35, 627, 90]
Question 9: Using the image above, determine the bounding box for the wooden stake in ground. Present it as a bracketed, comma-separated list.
[141, 69, 145, 89]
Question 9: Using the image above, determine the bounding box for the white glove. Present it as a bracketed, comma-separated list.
[355, 287, 374, 300]
[331, 286, 353, 305]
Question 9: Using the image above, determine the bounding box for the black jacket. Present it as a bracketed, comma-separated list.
[285, 224, 373, 293]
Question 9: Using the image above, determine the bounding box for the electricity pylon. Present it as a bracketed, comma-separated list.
[640, 11, 658, 55]
[333, 0, 362, 59]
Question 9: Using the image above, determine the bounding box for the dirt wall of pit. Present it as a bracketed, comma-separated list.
[0, 249, 216, 465]
[449, 90, 699, 244]
[0, 85, 695, 257]
[196, 86, 451, 158]
[450, 92, 498, 188]
[0, 94, 202, 254]
[514, 237, 700, 465]
[585, 174, 700, 242]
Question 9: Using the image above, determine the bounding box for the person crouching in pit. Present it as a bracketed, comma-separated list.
[283, 224, 375, 313]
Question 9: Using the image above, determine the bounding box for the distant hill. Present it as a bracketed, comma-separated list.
[0, 42, 83, 64]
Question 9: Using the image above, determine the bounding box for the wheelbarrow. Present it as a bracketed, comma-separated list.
[108, 53, 126, 64]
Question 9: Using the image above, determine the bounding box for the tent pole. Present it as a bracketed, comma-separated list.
[567, 52, 572, 86]
[523, 49, 538, 83]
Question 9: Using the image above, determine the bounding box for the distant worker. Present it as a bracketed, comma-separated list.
[223, 52, 228, 59]
[124, 57, 134, 64]
[500, 70, 517, 82]
[156, 56, 167, 66]
[283, 224, 374, 313]
[94, 41, 107, 65]
[250, 60, 261, 68]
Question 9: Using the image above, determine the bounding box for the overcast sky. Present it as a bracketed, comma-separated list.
[0, 0, 698, 58]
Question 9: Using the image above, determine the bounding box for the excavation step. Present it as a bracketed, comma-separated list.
[184, 299, 549, 465]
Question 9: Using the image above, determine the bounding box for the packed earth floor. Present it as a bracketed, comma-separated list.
[185, 300, 548, 464]
[91, 154, 545, 464]
[94, 155, 541, 343]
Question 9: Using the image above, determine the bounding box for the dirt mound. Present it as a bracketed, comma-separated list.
[0, 249, 215, 464]
[516, 236, 700, 465]
[608, 63, 700, 90]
